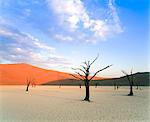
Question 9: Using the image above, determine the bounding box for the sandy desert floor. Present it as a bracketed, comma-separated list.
[0, 86, 149, 122]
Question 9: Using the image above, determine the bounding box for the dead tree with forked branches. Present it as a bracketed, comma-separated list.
[71, 55, 112, 101]
[122, 69, 134, 96]
[26, 77, 35, 92]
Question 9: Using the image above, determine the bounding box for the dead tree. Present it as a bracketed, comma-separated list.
[113, 80, 116, 90]
[26, 77, 35, 92]
[79, 84, 81, 88]
[95, 82, 98, 88]
[117, 85, 119, 90]
[26, 78, 30, 92]
[71, 55, 112, 101]
[135, 82, 138, 90]
[122, 69, 134, 96]
[135, 79, 140, 90]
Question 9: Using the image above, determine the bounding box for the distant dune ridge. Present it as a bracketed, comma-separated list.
[0, 63, 104, 85]
[43, 72, 150, 86]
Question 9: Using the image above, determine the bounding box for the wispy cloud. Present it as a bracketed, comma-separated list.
[108, 0, 123, 33]
[55, 34, 73, 42]
[0, 0, 123, 43]
[0, 25, 71, 70]
[47, 0, 123, 43]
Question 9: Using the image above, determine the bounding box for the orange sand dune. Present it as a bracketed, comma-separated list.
[0, 63, 104, 85]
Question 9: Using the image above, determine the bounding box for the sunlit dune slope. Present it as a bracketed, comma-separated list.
[0, 63, 104, 85]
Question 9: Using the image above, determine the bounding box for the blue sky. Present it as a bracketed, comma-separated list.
[0, 0, 149, 77]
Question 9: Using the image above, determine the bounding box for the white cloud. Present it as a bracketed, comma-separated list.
[0, 27, 14, 36]
[90, 20, 109, 39]
[0, 26, 71, 70]
[49, 0, 84, 31]
[55, 34, 73, 42]
[47, 0, 123, 42]
[108, 0, 123, 33]
[23, 33, 55, 51]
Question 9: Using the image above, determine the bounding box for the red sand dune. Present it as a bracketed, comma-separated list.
[0, 63, 105, 85]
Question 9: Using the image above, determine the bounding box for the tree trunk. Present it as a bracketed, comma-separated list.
[128, 85, 133, 96]
[26, 84, 30, 92]
[84, 82, 90, 101]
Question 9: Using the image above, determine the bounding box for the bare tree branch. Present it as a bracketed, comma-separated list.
[82, 61, 88, 67]
[131, 69, 134, 85]
[121, 70, 131, 84]
[89, 54, 99, 66]
[80, 65, 87, 71]
[87, 61, 90, 67]
[70, 74, 84, 81]
[121, 70, 128, 76]
[77, 68, 86, 74]
[72, 67, 86, 75]
[89, 64, 113, 81]
[75, 71, 85, 80]
[26, 77, 30, 84]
